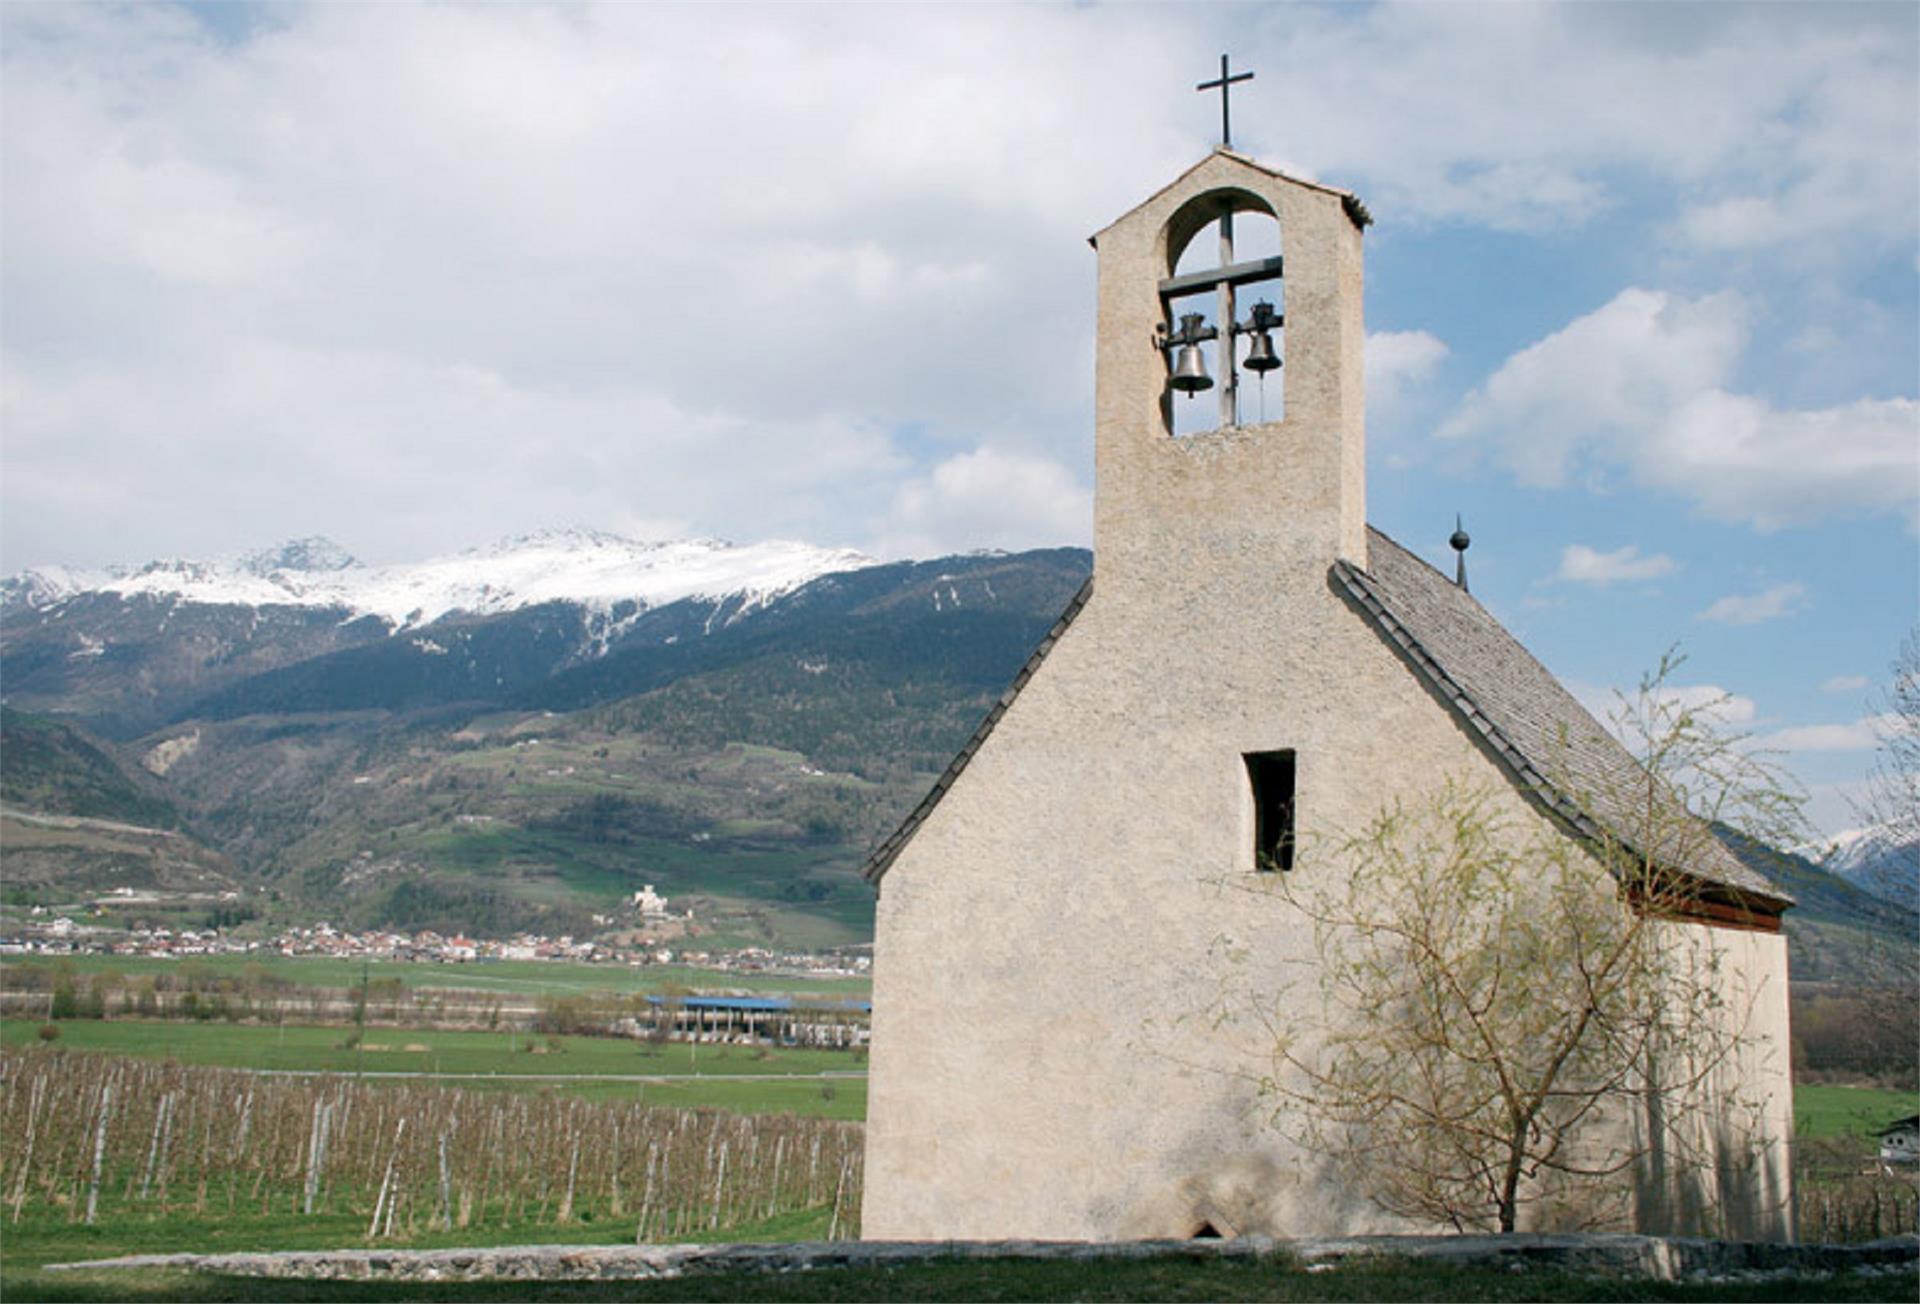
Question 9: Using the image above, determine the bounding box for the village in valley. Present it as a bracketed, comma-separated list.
[0, 879, 871, 977]
[1, 914, 869, 978]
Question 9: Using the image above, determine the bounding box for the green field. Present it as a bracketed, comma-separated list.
[1793, 1084, 1918, 1140]
[445, 1072, 865, 1118]
[1, 1019, 867, 1119]
[1, 952, 870, 999]
[1, 1017, 859, 1076]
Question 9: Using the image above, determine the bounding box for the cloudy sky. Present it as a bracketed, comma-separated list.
[2, 1, 1915, 837]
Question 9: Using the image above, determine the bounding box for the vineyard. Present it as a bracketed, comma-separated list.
[1, 1049, 864, 1242]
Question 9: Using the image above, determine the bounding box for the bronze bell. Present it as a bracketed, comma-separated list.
[1242, 300, 1282, 374]
[1170, 343, 1213, 393]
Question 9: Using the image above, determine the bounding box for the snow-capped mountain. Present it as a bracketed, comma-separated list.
[1807, 822, 1919, 907]
[2, 529, 1095, 740]
[4, 530, 879, 629]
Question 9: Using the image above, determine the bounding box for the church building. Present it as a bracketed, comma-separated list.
[859, 142, 1794, 1241]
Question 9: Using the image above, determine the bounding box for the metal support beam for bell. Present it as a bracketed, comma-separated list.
[1157, 254, 1285, 300]
[1218, 210, 1236, 427]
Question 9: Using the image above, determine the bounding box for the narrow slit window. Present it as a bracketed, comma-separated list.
[1245, 750, 1295, 872]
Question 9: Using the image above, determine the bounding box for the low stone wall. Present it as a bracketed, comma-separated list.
[47, 1232, 1919, 1284]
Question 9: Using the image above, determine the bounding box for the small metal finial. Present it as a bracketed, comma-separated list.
[1197, 54, 1254, 148]
[1449, 514, 1471, 592]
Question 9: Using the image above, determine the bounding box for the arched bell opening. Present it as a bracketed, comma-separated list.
[1158, 189, 1285, 438]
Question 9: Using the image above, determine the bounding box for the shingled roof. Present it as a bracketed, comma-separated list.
[865, 529, 1789, 912]
[1336, 528, 1787, 908]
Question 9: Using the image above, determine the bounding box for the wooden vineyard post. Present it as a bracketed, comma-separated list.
[635, 1141, 658, 1245]
[437, 1130, 453, 1231]
[84, 1082, 112, 1227]
[10, 1070, 45, 1222]
[826, 1153, 851, 1242]
[368, 1117, 407, 1240]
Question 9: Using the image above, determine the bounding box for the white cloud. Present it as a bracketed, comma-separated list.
[0, 3, 1166, 566]
[1439, 289, 1747, 484]
[1803, 779, 1877, 844]
[0, 339, 908, 565]
[1650, 683, 1758, 728]
[1663, 391, 1920, 530]
[1697, 583, 1807, 626]
[1365, 329, 1449, 411]
[1667, 39, 1919, 258]
[1762, 715, 1899, 753]
[877, 447, 1091, 560]
[1263, 4, 1917, 247]
[0, 4, 1913, 568]
[1821, 674, 1871, 694]
[1571, 677, 1759, 739]
[1439, 289, 1919, 530]
[1554, 544, 1675, 585]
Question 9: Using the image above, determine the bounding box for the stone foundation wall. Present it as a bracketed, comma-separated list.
[50, 1232, 1918, 1285]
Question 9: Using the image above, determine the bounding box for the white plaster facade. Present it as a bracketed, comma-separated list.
[860, 150, 1792, 1243]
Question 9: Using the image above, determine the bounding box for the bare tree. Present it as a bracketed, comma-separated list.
[1843, 628, 1920, 1086]
[1245, 657, 1800, 1234]
[1852, 628, 1920, 911]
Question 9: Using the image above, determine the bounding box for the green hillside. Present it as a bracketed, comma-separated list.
[0, 707, 179, 828]
[64, 553, 1094, 946]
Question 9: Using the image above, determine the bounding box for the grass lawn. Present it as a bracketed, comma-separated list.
[444, 1071, 864, 1118]
[1793, 1085, 1918, 1140]
[1, 1017, 866, 1082]
[2, 953, 870, 1000]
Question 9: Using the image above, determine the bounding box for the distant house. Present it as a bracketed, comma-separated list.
[1879, 1116, 1919, 1166]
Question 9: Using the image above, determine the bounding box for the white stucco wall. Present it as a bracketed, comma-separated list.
[1632, 922, 1795, 1240]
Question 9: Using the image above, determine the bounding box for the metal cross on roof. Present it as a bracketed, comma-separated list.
[1197, 54, 1253, 148]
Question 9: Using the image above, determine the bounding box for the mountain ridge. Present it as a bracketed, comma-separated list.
[2, 529, 881, 630]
